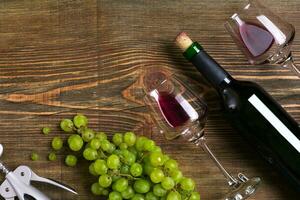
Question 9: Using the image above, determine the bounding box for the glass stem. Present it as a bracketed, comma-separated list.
[196, 136, 238, 186]
[283, 55, 300, 78]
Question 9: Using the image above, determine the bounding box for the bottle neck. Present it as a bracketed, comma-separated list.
[183, 42, 234, 89]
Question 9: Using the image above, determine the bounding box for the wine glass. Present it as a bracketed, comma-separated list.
[225, 0, 300, 77]
[142, 68, 261, 200]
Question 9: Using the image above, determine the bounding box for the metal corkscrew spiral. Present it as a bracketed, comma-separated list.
[0, 144, 9, 175]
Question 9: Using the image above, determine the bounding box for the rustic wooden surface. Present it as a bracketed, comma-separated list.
[0, 0, 299, 199]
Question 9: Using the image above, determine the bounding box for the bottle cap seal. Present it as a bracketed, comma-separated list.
[183, 42, 203, 60]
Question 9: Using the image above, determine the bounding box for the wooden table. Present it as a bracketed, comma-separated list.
[0, 0, 299, 199]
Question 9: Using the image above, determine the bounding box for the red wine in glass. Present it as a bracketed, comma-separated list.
[239, 22, 274, 57]
[157, 92, 190, 128]
[143, 71, 196, 128]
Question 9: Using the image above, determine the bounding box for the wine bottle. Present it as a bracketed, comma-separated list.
[175, 32, 300, 191]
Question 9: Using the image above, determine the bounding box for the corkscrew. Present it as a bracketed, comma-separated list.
[0, 144, 77, 200]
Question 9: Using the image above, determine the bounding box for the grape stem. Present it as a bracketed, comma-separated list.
[137, 152, 149, 163]
[109, 171, 139, 180]
[119, 173, 139, 180]
[98, 149, 108, 158]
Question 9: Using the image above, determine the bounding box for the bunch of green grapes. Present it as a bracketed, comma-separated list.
[49, 114, 200, 200]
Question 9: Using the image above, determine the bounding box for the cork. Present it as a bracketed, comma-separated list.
[175, 32, 193, 52]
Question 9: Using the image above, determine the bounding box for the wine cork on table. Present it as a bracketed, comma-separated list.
[175, 32, 194, 52]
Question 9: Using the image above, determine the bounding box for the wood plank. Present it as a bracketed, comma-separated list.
[0, 0, 299, 199]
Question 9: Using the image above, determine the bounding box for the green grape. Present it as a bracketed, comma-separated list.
[42, 127, 51, 135]
[73, 114, 88, 128]
[143, 161, 154, 175]
[161, 177, 175, 190]
[60, 119, 74, 132]
[167, 191, 181, 200]
[31, 152, 39, 161]
[130, 163, 143, 177]
[109, 191, 122, 200]
[121, 186, 135, 199]
[121, 148, 130, 157]
[95, 132, 107, 142]
[143, 155, 150, 163]
[113, 149, 122, 156]
[107, 143, 116, 154]
[119, 142, 128, 150]
[135, 136, 147, 151]
[163, 155, 170, 163]
[99, 174, 112, 188]
[132, 194, 145, 200]
[102, 189, 109, 196]
[169, 169, 183, 183]
[143, 139, 156, 152]
[83, 148, 98, 161]
[120, 164, 130, 174]
[89, 163, 98, 176]
[91, 182, 103, 195]
[122, 150, 136, 165]
[90, 138, 101, 150]
[128, 146, 138, 156]
[133, 179, 150, 194]
[67, 134, 78, 144]
[48, 152, 57, 161]
[164, 159, 178, 172]
[107, 154, 120, 169]
[150, 168, 164, 183]
[153, 184, 167, 197]
[151, 146, 162, 153]
[93, 159, 108, 175]
[65, 155, 77, 167]
[189, 192, 200, 200]
[68, 134, 84, 151]
[124, 132, 137, 147]
[36, 116, 201, 199]
[101, 139, 112, 152]
[180, 178, 195, 191]
[113, 178, 128, 192]
[52, 137, 63, 150]
[113, 133, 123, 146]
[145, 192, 159, 200]
[149, 152, 164, 167]
[112, 175, 121, 183]
[81, 128, 95, 142]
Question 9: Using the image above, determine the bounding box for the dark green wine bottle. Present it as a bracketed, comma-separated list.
[176, 32, 300, 191]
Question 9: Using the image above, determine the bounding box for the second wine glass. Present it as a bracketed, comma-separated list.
[142, 68, 261, 200]
[225, 0, 300, 77]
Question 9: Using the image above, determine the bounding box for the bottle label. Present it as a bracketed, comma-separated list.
[248, 94, 300, 153]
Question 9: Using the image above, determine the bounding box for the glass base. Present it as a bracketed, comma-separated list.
[225, 177, 261, 200]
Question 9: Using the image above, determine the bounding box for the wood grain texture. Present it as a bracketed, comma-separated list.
[0, 0, 299, 199]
